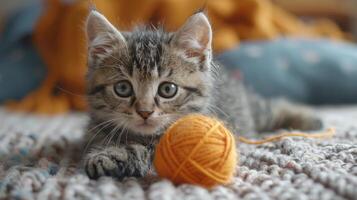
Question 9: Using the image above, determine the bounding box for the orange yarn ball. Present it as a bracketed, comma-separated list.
[154, 114, 237, 188]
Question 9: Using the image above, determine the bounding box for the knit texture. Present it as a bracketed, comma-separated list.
[0, 107, 356, 200]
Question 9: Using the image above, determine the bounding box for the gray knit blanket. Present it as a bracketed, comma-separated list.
[0, 106, 356, 200]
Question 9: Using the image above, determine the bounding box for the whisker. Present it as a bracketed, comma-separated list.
[102, 128, 115, 148]
[125, 127, 129, 145]
[56, 85, 86, 97]
[88, 119, 115, 133]
[207, 103, 229, 118]
[83, 119, 117, 153]
[118, 119, 129, 146]
[104, 122, 121, 147]
[115, 126, 126, 146]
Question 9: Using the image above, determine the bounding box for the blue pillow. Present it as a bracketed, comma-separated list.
[0, 3, 46, 102]
[217, 38, 357, 104]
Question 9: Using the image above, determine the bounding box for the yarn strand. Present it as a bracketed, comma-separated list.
[237, 128, 336, 145]
[172, 121, 221, 180]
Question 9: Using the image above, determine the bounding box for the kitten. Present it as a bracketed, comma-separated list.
[83, 11, 321, 179]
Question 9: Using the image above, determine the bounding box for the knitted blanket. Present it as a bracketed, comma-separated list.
[0, 107, 356, 200]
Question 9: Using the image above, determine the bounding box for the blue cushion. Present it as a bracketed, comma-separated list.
[217, 38, 357, 104]
[0, 3, 46, 102]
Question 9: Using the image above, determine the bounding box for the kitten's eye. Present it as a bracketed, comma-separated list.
[114, 80, 133, 98]
[158, 82, 178, 98]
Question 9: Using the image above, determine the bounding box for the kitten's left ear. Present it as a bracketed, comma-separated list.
[172, 12, 212, 63]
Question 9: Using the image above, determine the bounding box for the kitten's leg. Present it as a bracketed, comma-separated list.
[249, 94, 323, 132]
[84, 144, 150, 179]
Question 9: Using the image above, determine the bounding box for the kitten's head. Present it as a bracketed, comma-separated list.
[86, 11, 216, 135]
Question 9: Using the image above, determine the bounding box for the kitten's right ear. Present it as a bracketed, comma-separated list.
[86, 11, 126, 62]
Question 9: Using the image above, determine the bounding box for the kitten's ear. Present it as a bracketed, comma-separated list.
[172, 12, 212, 62]
[86, 11, 126, 63]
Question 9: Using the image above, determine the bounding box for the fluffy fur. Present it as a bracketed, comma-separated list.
[83, 11, 321, 179]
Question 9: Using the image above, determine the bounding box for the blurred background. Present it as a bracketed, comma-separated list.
[0, 0, 357, 114]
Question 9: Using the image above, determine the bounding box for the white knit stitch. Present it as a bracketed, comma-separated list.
[0, 107, 356, 200]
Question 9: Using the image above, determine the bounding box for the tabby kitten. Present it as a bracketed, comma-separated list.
[83, 11, 321, 179]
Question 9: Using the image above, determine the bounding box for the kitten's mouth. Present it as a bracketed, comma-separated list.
[137, 119, 158, 128]
[132, 119, 160, 134]
[137, 121, 151, 126]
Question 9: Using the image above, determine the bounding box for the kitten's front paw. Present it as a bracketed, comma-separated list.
[84, 145, 150, 179]
[85, 147, 128, 179]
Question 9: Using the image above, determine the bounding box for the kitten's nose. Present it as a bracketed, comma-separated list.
[136, 110, 154, 119]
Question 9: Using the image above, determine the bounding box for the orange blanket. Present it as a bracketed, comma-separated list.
[6, 0, 348, 114]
